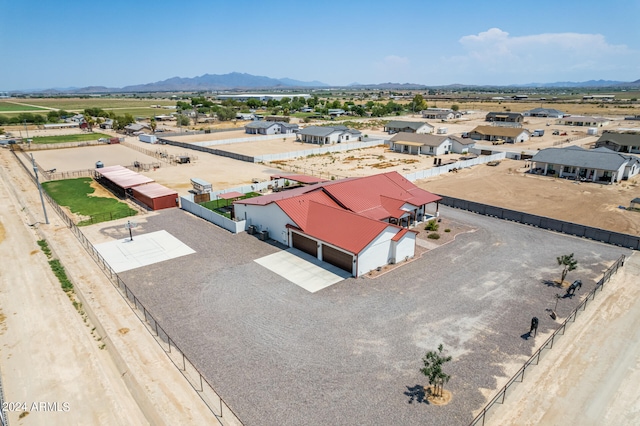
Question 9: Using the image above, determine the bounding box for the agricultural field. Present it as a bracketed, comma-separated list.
[0, 101, 49, 112]
[42, 177, 137, 226]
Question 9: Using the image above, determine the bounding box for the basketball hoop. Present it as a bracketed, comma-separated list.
[124, 220, 138, 241]
[124, 221, 138, 230]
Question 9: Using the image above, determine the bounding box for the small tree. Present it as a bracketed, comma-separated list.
[420, 344, 452, 398]
[557, 253, 578, 284]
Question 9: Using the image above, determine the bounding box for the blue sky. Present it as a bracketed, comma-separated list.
[1, 0, 639, 90]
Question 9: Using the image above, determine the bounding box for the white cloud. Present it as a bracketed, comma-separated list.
[444, 28, 637, 83]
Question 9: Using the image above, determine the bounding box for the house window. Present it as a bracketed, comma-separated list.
[429, 147, 434, 153]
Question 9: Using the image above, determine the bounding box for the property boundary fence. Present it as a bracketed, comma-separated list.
[121, 140, 176, 166]
[22, 139, 109, 151]
[469, 254, 626, 426]
[10, 150, 242, 426]
[438, 196, 640, 250]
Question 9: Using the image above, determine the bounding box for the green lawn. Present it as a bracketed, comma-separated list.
[201, 192, 261, 218]
[42, 177, 137, 226]
[31, 133, 112, 144]
[0, 102, 48, 112]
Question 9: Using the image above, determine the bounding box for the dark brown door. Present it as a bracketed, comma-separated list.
[322, 245, 353, 273]
[292, 233, 317, 257]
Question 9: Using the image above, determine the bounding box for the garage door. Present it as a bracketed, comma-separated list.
[322, 245, 353, 273]
[292, 233, 317, 257]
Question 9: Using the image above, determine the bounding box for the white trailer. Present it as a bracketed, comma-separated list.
[139, 134, 158, 144]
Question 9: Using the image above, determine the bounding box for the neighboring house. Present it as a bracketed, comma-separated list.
[523, 107, 566, 118]
[389, 133, 474, 155]
[468, 125, 530, 143]
[124, 123, 151, 135]
[531, 146, 640, 183]
[99, 119, 114, 129]
[68, 114, 85, 123]
[594, 133, 640, 154]
[300, 107, 314, 113]
[384, 121, 434, 135]
[236, 113, 255, 120]
[328, 109, 346, 117]
[485, 112, 524, 123]
[244, 121, 299, 135]
[297, 126, 361, 144]
[234, 172, 442, 277]
[557, 116, 610, 127]
[421, 108, 461, 120]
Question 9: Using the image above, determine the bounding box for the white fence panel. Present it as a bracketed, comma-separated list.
[180, 197, 246, 233]
[402, 152, 506, 182]
[193, 133, 297, 147]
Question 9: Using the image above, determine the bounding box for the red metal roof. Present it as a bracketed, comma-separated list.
[218, 191, 244, 200]
[321, 171, 441, 220]
[131, 182, 177, 198]
[275, 191, 341, 228]
[97, 165, 155, 189]
[302, 201, 393, 254]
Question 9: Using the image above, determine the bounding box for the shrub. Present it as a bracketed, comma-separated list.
[444, 228, 451, 233]
[425, 220, 439, 231]
[427, 232, 440, 240]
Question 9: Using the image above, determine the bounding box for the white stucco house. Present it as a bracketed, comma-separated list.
[389, 132, 475, 155]
[297, 125, 362, 144]
[531, 146, 640, 183]
[468, 125, 530, 143]
[234, 172, 442, 277]
[244, 121, 299, 135]
[384, 120, 434, 135]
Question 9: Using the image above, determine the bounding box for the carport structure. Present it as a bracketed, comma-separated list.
[131, 183, 178, 210]
[94, 165, 154, 198]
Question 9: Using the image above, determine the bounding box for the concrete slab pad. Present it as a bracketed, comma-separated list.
[254, 248, 351, 293]
[95, 230, 195, 273]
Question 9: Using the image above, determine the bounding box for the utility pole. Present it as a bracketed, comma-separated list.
[31, 154, 49, 225]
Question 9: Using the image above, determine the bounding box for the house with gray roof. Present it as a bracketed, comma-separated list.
[531, 146, 640, 183]
[124, 123, 151, 135]
[421, 108, 461, 120]
[485, 112, 524, 123]
[245, 121, 299, 135]
[297, 125, 362, 144]
[389, 132, 475, 155]
[594, 132, 640, 154]
[384, 121, 434, 135]
[523, 107, 566, 118]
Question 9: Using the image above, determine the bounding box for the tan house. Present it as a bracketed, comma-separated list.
[468, 125, 530, 143]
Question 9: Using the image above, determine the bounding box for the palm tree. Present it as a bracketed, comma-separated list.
[557, 253, 578, 284]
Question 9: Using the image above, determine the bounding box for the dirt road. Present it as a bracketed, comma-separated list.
[487, 252, 640, 425]
[0, 159, 148, 424]
[0, 148, 219, 425]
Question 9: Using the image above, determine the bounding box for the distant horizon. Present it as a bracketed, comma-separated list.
[2, 0, 639, 91]
[2, 72, 637, 93]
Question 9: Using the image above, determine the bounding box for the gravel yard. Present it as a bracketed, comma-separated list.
[105, 207, 628, 426]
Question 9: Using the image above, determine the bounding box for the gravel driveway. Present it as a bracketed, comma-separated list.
[116, 207, 629, 426]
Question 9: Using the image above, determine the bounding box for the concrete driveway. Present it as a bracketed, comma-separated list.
[254, 247, 351, 292]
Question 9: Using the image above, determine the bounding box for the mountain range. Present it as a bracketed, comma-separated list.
[11, 73, 640, 94]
